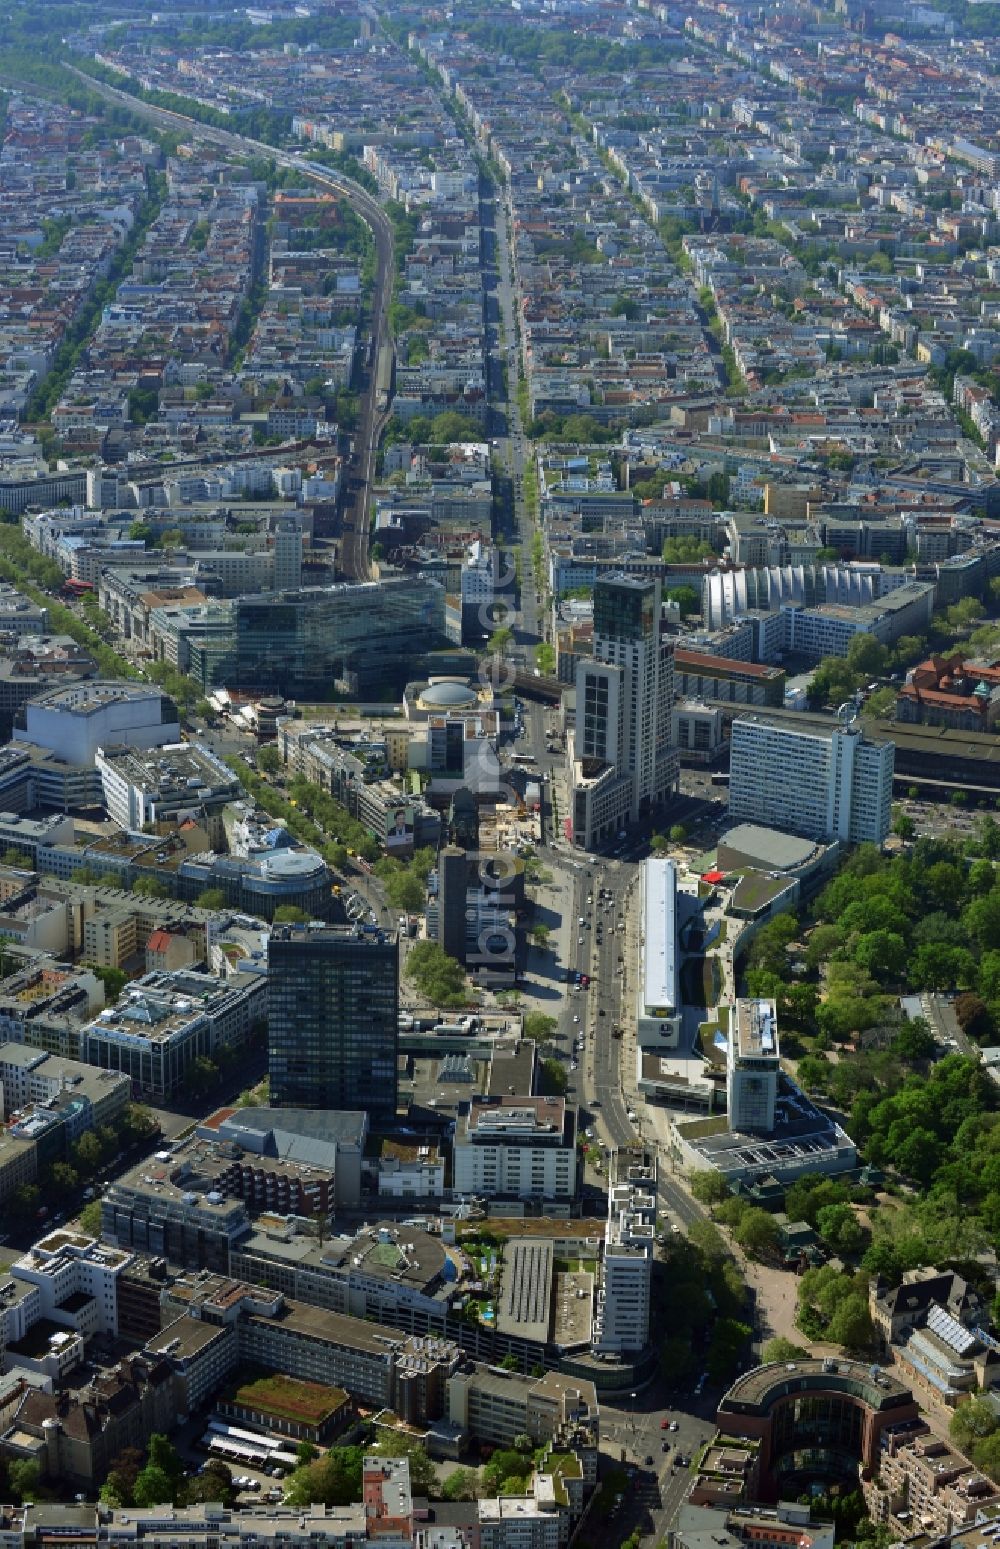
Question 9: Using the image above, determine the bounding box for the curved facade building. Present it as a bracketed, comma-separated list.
[178, 848, 333, 921]
[717, 1358, 920, 1499]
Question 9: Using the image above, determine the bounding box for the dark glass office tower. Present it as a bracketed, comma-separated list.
[268, 924, 399, 1120]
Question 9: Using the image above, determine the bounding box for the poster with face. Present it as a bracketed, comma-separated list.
[385, 804, 415, 855]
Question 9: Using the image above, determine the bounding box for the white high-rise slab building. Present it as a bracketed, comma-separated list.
[728, 711, 893, 845]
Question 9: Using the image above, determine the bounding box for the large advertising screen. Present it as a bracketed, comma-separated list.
[385, 803, 415, 856]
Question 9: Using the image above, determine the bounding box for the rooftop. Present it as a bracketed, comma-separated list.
[717, 824, 821, 873]
[23, 681, 173, 714]
[96, 740, 239, 800]
[719, 1357, 915, 1417]
[641, 857, 677, 1016]
[497, 1238, 553, 1344]
[465, 1095, 566, 1139]
[734, 998, 779, 1063]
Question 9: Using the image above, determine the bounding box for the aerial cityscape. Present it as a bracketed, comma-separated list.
[1, 0, 1000, 1545]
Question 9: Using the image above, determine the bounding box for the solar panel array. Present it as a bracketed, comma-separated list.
[926, 1302, 978, 1357]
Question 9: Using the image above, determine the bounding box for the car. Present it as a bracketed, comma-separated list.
[644, 1454, 654, 1466]
[573, 1014, 580, 1023]
[578, 936, 584, 946]
[662, 1439, 670, 1452]
[660, 1418, 670, 1430]
[669, 1421, 679, 1432]
[671, 1223, 681, 1234]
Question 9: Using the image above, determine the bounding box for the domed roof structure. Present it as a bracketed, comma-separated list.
[417, 679, 478, 709]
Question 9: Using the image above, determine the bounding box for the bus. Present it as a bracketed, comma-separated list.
[511, 754, 537, 768]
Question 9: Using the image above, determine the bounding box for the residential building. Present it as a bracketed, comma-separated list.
[452, 1096, 578, 1204]
[0, 1043, 129, 1139]
[868, 1427, 998, 1535]
[728, 712, 894, 845]
[5, 1352, 176, 1486]
[592, 1150, 655, 1356]
[0, 1130, 36, 1205]
[268, 924, 399, 1122]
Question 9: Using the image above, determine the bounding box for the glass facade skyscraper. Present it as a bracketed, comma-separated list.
[570, 573, 680, 849]
[235, 576, 445, 696]
[268, 924, 399, 1122]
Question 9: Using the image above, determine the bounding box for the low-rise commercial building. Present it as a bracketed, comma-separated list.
[8, 1229, 133, 1344]
[635, 858, 681, 1051]
[95, 742, 241, 845]
[674, 649, 786, 708]
[80, 970, 266, 1101]
[446, 1367, 598, 1451]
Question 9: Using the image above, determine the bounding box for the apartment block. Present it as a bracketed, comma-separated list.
[592, 1150, 656, 1356]
[728, 712, 894, 845]
[452, 1096, 577, 1204]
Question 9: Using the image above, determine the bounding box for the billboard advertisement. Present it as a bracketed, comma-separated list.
[385, 803, 415, 856]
